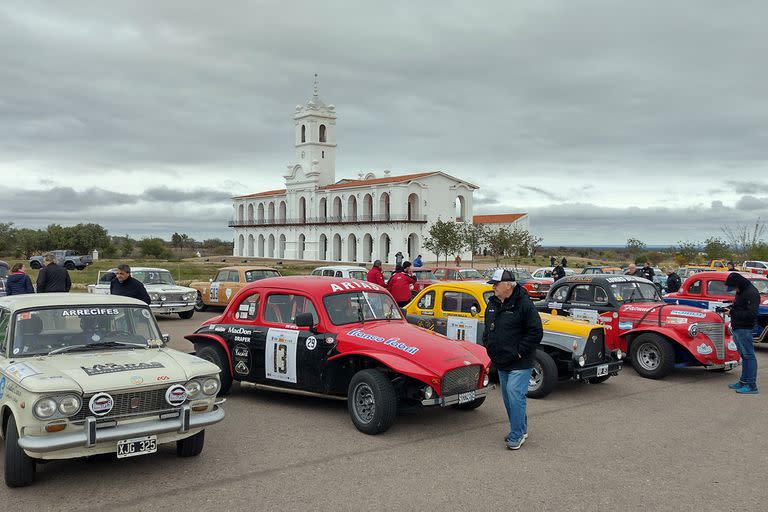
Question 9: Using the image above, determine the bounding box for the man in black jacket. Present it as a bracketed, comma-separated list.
[640, 261, 655, 281]
[110, 264, 151, 305]
[724, 273, 759, 394]
[665, 268, 682, 293]
[551, 262, 566, 282]
[36, 254, 72, 293]
[483, 269, 543, 450]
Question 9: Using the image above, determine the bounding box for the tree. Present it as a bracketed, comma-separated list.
[0, 222, 15, 254]
[460, 223, 486, 268]
[676, 241, 699, 264]
[121, 235, 135, 258]
[528, 235, 544, 258]
[487, 228, 512, 266]
[68, 223, 111, 255]
[139, 238, 169, 259]
[423, 219, 462, 266]
[703, 237, 731, 260]
[626, 238, 646, 259]
[171, 233, 183, 251]
[722, 218, 766, 254]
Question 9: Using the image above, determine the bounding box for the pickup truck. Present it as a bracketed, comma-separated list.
[740, 260, 768, 276]
[29, 250, 93, 270]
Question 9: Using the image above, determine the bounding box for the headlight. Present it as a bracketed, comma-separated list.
[483, 373, 490, 387]
[202, 378, 220, 396]
[58, 395, 82, 415]
[185, 380, 202, 399]
[423, 386, 434, 400]
[727, 323, 733, 335]
[150, 293, 159, 300]
[34, 398, 58, 419]
[532, 283, 539, 289]
[688, 323, 699, 338]
[578, 356, 586, 367]
[616, 349, 623, 360]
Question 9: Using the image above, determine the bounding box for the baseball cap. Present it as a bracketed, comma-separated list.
[487, 269, 515, 284]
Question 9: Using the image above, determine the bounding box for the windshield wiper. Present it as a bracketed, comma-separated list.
[48, 341, 146, 355]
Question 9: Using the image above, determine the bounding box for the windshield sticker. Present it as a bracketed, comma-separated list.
[82, 362, 165, 376]
[571, 309, 599, 323]
[330, 281, 382, 293]
[346, 328, 419, 355]
[141, 309, 151, 318]
[670, 310, 706, 319]
[447, 317, 478, 343]
[548, 302, 562, 309]
[6, 362, 42, 382]
[265, 328, 298, 383]
[696, 343, 713, 355]
[0, 376, 5, 399]
[606, 276, 630, 283]
[62, 308, 119, 317]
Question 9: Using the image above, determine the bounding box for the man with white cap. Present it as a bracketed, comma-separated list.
[483, 269, 543, 450]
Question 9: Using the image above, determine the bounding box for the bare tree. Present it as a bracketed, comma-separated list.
[721, 218, 766, 254]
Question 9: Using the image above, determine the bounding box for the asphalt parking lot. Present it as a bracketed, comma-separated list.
[2, 310, 767, 511]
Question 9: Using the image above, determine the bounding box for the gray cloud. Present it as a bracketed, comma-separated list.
[520, 186, 562, 201]
[727, 180, 768, 195]
[142, 186, 233, 203]
[735, 195, 768, 211]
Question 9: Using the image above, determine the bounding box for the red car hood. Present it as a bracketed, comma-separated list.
[618, 302, 723, 322]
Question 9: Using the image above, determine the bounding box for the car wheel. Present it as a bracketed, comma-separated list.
[5, 416, 36, 487]
[196, 345, 232, 396]
[64, 261, 75, 270]
[527, 349, 558, 399]
[176, 430, 205, 457]
[29, 261, 41, 269]
[347, 369, 397, 435]
[630, 333, 675, 379]
[452, 396, 486, 410]
[194, 292, 208, 312]
[587, 375, 611, 384]
[178, 309, 194, 320]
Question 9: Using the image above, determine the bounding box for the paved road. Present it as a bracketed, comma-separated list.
[3, 310, 767, 511]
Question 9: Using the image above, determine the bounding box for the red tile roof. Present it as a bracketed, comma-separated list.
[319, 172, 437, 190]
[233, 188, 287, 199]
[473, 213, 527, 224]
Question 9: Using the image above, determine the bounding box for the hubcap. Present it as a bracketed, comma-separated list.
[195, 294, 204, 310]
[352, 383, 376, 424]
[529, 363, 543, 391]
[637, 343, 661, 371]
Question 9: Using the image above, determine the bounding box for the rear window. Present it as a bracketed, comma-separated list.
[414, 270, 436, 280]
[245, 269, 279, 282]
[349, 271, 367, 280]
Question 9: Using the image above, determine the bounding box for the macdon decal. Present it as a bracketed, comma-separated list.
[228, 327, 252, 335]
[82, 362, 165, 376]
[330, 281, 382, 292]
[670, 310, 707, 319]
[346, 329, 419, 355]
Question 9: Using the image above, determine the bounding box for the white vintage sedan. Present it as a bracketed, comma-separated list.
[0, 294, 225, 487]
[87, 267, 197, 319]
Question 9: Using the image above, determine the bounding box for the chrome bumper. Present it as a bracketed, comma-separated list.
[18, 404, 225, 453]
[150, 302, 196, 313]
[421, 386, 493, 406]
[706, 360, 740, 371]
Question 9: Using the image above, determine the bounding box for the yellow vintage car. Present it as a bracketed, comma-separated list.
[189, 266, 281, 311]
[404, 281, 623, 398]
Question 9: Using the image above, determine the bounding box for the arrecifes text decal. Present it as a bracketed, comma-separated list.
[346, 329, 419, 355]
[82, 362, 165, 376]
[330, 281, 382, 292]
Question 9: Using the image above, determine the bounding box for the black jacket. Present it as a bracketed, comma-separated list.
[482, 285, 543, 371]
[6, 273, 34, 295]
[725, 273, 760, 329]
[110, 276, 152, 304]
[36, 263, 71, 293]
[666, 272, 681, 293]
[641, 265, 655, 281]
[551, 265, 565, 281]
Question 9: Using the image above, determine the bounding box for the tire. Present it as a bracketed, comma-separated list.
[347, 369, 397, 435]
[630, 333, 676, 379]
[452, 396, 486, 410]
[587, 375, 611, 384]
[29, 261, 41, 269]
[527, 349, 558, 399]
[178, 309, 194, 320]
[5, 416, 36, 487]
[64, 261, 75, 270]
[194, 292, 208, 312]
[176, 430, 205, 457]
[196, 344, 232, 396]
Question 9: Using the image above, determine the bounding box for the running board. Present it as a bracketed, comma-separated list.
[249, 383, 347, 401]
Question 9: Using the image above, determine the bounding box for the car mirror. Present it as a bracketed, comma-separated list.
[161, 333, 171, 344]
[294, 312, 318, 333]
[470, 305, 479, 316]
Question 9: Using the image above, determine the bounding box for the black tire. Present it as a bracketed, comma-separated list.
[178, 309, 194, 320]
[196, 344, 232, 396]
[347, 369, 397, 435]
[527, 349, 558, 399]
[630, 333, 676, 379]
[64, 261, 75, 270]
[29, 261, 41, 269]
[194, 292, 208, 312]
[452, 396, 487, 410]
[587, 375, 611, 384]
[176, 430, 205, 457]
[5, 416, 36, 487]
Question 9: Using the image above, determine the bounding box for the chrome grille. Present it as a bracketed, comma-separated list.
[539, 284, 551, 292]
[699, 322, 725, 359]
[72, 386, 180, 423]
[441, 366, 481, 396]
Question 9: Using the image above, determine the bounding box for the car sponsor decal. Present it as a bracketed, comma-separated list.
[571, 308, 599, 323]
[141, 309, 151, 319]
[346, 328, 419, 355]
[623, 305, 654, 313]
[61, 308, 120, 316]
[670, 310, 707, 319]
[548, 302, 563, 309]
[234, 345, 249, 357]
[81, 362, 165, 376]
[696, 343, 713, 355]
[305, 336, 318, 350]
[89, 393, 114, 415]
[5, 362, 42, 382]
[0, 376, 5, 399]
[210, 281, 221, 302]
[130, 375, 144, 385]
[165, 384, 187, 406]
[156, 375, 170, 381]
[728, 340, 737, 351]
[228, 327, 252, 335]
[235, 361, 250, 375]
[225, 288, 233, 299]
[618, 321, 633, 330]
[447, 317, 478, 343]
[265, 328, 299, 383]
[330, 281, 383, 292]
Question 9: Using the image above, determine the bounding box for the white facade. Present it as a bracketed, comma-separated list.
[230, 81, 479, 264]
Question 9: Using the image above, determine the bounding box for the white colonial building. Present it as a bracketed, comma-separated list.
[230, 82, 483, 264]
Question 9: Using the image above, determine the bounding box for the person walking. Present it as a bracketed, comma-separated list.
[394, 251, 404, 269]
[665, 268, 682, 293]
[387, 261, 416, 307]
[110, 264, 151, 304]
[550, 255, 556, 267]
[6, 263, 35, 295]
[551, 262, 566, 282]
[484, 269, 543, 450]
[725, 273, 759, 394]
[413, 255, 423, 268]
[36, 254, 71, 293]
[640, 261, 655, 281]
[367, 260, 386, 287]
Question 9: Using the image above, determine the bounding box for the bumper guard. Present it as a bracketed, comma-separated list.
[421, 385, 494, 407]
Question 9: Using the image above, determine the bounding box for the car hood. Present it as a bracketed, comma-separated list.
[145, 284, 196, 294]
[337, 321, 490, 372]
[619, 302, 723, 322]
[4, 348, 219, 394]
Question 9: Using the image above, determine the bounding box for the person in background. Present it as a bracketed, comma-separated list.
[387, 261, 416, 307]
[36, 254, 71, 293]
[561, 256, 567, 268]
[394, 251, 404, 270]
[413, 255, 423, 268]
[6, 263, 35, 295]
[551, 262, 566, 282]
[665, 268, 682, 293]
[367, 260, 385, 287]
[110, 264, 151, 304]
[725, 272, 759, 394]
[550, 255, 556, 267]
[640, 261, 655, 281]
[625, 263, 643, 278]
[455, 254, 462, 267]
[727, 261, 737, 271]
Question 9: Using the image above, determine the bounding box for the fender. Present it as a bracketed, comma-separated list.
[185, 333, 233, 371]
[1, 404, 22, 441]
[329, 350, 439, 388]
[621, 326, 720, 364]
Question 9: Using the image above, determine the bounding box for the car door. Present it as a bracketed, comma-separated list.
[439, 290, 483, 343]
[405, 289, 438, 331]
[209, 270, 228, 305]
[704, 279, 734, 309]
[566, 284, 613, 319]
[216, 270, 240, 306]
[673, 278, 707, 308]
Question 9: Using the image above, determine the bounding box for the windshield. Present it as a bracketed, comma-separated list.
[754, 280, 768, 294]
[483, 291, 495, 303]
[414, 270, 436, 280]
[611, 282, 661, 303]
[0, 264, 8, 278]
[12, 306, 161, 357]
[349, 271, 367, 280]
[245, 269, 280, 282]
[133, 270, 176, 286]
[512, 269, 533, 280]
[459, 269, 483, 279]
[323, 291, 403, 325]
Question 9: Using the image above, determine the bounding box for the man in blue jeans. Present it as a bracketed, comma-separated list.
[724, 273, 759, 394]
[483, 269, 543, 449]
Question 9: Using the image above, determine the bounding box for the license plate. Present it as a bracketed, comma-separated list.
[458, 391, 476, 404]
[596, 364, 609, 377]
[116, 435, 157, 459]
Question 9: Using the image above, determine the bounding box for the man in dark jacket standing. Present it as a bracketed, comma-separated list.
[640, 261, 655, 281]
[551, 263, 566, 282]
[725, 273, 759, 394]
[665, 268, 682, 293]
[483, 269, 543, 450]
[110, 264, 151, 304]
[36, 254, 72, 293]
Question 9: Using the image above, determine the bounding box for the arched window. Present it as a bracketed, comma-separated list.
[257, 203, 265, 223]
[299, 197, 307, 223]
[319, 197, 327, 220]
[455, 195, 466, 222]
[347, 233, 357, 262]
[319, 124, 326, 142]
[278, 201, 287, 223]
[301, 125, 306, 143]
[332, 197, 342, 220]
[247, 204, 254, 223]
[363, 194, 373, 221]
[378, 193, 390, 221]
[347, 196, 357, 221]
[298, 234, 305, 259]
[407, 193, 419, 220]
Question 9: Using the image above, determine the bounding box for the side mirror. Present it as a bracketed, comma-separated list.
[470, 305, 479, 316]
[294, 312, 317, 333]
[161, 333, 171, 344]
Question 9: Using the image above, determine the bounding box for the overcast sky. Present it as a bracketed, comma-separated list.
[1, 0, 767, 245]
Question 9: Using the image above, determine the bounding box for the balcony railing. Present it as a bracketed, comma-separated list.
[228, 213, 427, 228]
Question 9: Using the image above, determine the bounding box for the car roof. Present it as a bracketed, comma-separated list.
[685, 271, 767, 281]
[312, 266, 368, 272]
[0, 293, 146, 312]
[216, 266, 278, 271]
[239, 276, 387, 295]
[557, 274, 649, 285]
[112, 267, 172, 272]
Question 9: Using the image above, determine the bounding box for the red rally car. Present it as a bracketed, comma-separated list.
[186, 277, 492, 435]
[536, 274, 739, 379]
